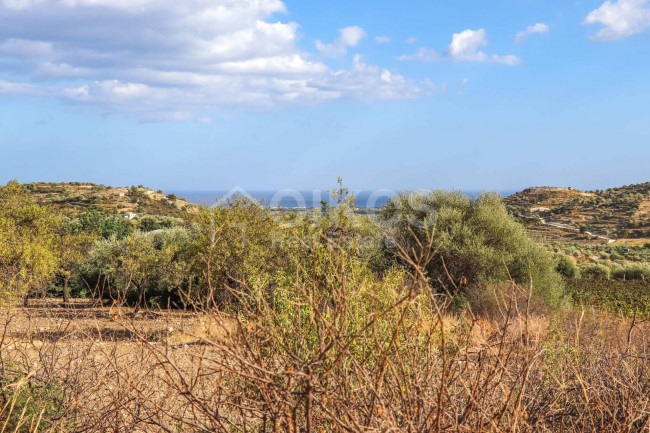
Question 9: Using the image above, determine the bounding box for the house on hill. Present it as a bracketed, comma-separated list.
[123, 212, 138, 220]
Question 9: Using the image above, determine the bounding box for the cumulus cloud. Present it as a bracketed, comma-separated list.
[515, 23, 550, 43]
[398, 29, 519, 66]
[584, 0, 650, 40]
[449, 29, 519, 65]
[405, 37, 418, 44]
[315, 26, 366, 58]
[374, 36, 391, 44]
[0, 2, 422, 120]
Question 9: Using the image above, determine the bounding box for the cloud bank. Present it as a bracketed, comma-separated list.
[0, 0, 424, 120]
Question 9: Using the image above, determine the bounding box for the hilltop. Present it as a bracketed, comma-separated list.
[18, 181, 650, 245]
[505, 182, 650, 244]
[23, 182, 195, 217]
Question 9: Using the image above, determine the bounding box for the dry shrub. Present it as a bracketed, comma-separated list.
[2, 240, 650, 432]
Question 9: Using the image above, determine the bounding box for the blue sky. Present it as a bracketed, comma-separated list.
[0, 0, 649, 192]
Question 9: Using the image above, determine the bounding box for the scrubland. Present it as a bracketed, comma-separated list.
[2, 180, 650, 432]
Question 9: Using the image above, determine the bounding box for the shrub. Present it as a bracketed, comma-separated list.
[555, 254, 580, 279]
[579, 263, 611, 280]
[610, 252, 624, 261]
[612, 264, 650, 281]
[74, 210, 131, 240]
[381, 191, 564, 309]
[137, 215, 184, 232]
[1, 368, 64, 432]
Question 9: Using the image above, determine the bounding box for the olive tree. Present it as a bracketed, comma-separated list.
[381, 191, 564, 308]
[0, 181, 59, 306]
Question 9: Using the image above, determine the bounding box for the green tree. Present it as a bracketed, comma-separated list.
[56, 221, 96, 303]
[382, 191, 564, 308]
[0, 181, 59, 306]
[189, 196, 284, 309]
[83, 232, 162, 309]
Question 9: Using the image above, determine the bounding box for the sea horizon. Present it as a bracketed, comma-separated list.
[167, 189, 519, 209]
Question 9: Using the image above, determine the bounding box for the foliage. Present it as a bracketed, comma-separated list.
[55, 220, 96, 302]
[566, 278, 650, 317]
[381, 190, 564, 308]
[0, 181, 59, 306]
[137, 215, 184, 232]
[82, 230, 185, 307]
[187, 195, 287, 309]
[74, 210, 131, 240]
[555, 253, 581, 279]
[0, 369, 65, 432]
[579, 263, 611, 280]
[611, 263, 650, 281]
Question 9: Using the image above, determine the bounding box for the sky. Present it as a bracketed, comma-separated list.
[0, 0, 649, 192]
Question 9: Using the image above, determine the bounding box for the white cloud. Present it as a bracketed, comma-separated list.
[398, 29, 520, 66]
[396, 48, 439, 62]
[405, 37, 418, 44]
[318, 55, 433, 101]
[448, 29, 487, 58]
[0, 2, 422, 120]
[374, 36, 391, 44]
[315, 26, 366, 58]
[515, 23, 550, 43]
[584, 0, 650, 40]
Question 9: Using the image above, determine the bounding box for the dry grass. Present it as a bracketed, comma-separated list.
[2, 292, 650, 432]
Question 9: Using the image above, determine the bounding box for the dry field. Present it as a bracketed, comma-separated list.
[2, 295, 650, 433]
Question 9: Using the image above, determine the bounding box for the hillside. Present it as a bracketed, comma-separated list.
[23, 182, 195, 217]
[505, 183, 650, 244]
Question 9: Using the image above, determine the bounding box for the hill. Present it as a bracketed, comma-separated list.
[23, 182, 195, 218]
[504, 183, 650, 245]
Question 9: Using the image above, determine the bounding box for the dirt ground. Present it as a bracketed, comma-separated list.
[4, 298, 236, 349]
[1, 299, 242, 432]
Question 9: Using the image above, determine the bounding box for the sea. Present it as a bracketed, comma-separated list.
[167, 189, 518, 209]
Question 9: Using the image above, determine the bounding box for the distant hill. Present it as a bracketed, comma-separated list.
[23, 182, 196, 217]
[504, 183, 650, 245]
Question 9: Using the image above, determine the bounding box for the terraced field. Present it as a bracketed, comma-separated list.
[24, 182, 195, 217]
[505, 182, 650, 244]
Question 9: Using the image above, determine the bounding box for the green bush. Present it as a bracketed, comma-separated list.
[612, 264, 650, 281]
[555, 254, 580, 279]
[610, 252, 624, 261]
[381, 191, 564, 309]
[579, 263, 611, 280]
[74, 210, 131, 240]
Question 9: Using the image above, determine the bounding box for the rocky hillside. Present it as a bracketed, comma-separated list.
[505, 183, 650, 244]
[23, 182, 195, 217]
